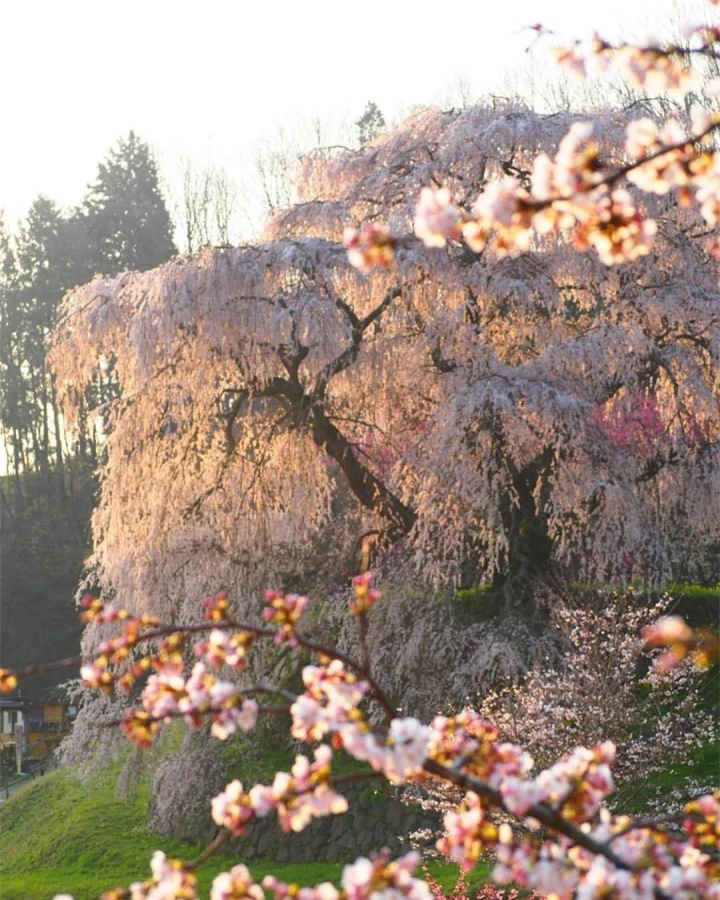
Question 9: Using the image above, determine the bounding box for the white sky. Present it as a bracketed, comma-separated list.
[0, 0, 695, 235]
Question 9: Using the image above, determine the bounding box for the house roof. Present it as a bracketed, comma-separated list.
[0, 699, 30, 711]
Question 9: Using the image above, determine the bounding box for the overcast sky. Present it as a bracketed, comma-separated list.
[0, 0, 694, 234]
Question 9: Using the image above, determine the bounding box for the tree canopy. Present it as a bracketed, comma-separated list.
[1, 131, 176, 482]
[356, 101, 386, 146]
[49, 104, 719, 629]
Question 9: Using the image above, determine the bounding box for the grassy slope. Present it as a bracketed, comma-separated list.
[0, 766, 489, 900]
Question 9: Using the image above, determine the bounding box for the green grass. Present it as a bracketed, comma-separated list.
[0, 765, 211, 899]
[0, 764, 489, 900]
[616, 737, 720, 814]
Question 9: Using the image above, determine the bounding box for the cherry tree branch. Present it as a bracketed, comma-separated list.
[309, 404, 417, 542]
[312, 286, 403, 401]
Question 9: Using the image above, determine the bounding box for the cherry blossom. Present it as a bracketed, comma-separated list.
[211, 865, 264, 900]
[349, 572, 382, 615]
[125, 851, 198, 900]
[414, 188, 462, 248]
[262, 591, 309, 645]
[343, 224, 396, 272]
[211, 746, 348, 836]
[263, 874, 340, 900]
[6, 585, 720, 898]
[22, 7, 720, 898]
[341, 851, 432, 900]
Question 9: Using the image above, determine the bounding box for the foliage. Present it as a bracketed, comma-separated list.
[0, 131, 176, 481]
[0, 196, 77, 478]
[79, 131, 177, 276]
[0, 464, 92, 692]
[356, 102, 386, 147]
[0, 134, 176, 684]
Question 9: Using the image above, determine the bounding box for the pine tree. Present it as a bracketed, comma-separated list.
[356, 101, 386, 146]
[2, 197, 76, 476]
[0, 210, 23, 483]
[80, 131, 176, 275]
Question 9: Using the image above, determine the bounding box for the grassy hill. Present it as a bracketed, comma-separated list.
[0, 765, 487, 900]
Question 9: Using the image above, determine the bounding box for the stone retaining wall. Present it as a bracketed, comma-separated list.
[228, 786, 440, 862]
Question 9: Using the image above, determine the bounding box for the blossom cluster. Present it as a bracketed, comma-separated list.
[290, 660, 369, 742]
[211, 745, 348, 835]
[552, 32, 703, 98]
[194, 628, 254, 670]
[592, 392, 665, 458]
[77, 596, 164, 695]
[98, 856, 267, 900]
[343, 224, 397, 273]
[424, 701, 719, 898]
[435, 740, 615, 870]
[442, 787, 720, 899]
[123, 661, 258, 747]
[202, 590, 232, 621]
[262, 590, 309, 645]
[411, 123, 659, 266]
[341, 851, 432, 900]
[643, 616, 720, 673]
[474, 594, 716, 813]
[263, 873, 341, 900]
[349, 572, 382, 616]
[263, 851, 431, 900]
[429, 708, 532, 787]
[64, 851, 434, 900]
[109, 851, 197, 900]
[291, 661, 431, 784]
[158, 661, 255, 739]
[500, 740, 615, 819]
[341, 17, 720, 273]
[211, 864, 264, 900]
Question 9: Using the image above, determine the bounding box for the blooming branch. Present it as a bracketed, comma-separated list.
[20, 581, 719, 900]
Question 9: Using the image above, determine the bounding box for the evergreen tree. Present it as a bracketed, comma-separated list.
[0, 202, 93, 691]
[0, 139, 177, 690]
[80, 131, 176, 275]
[355, 101, 386, 146]
[0, 210, 23, 483]
[1, 198, 75, 477]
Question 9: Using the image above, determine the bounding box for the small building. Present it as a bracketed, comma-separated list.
[0, 699, 28, 748]
[1, 697, 72, 757]
[27, 700, 72, 754]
